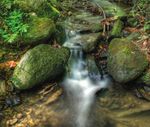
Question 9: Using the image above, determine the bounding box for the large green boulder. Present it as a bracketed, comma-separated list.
[11, 44, 70, 90]
[22, 17, 55, 45]
[107, 38, 148, 83]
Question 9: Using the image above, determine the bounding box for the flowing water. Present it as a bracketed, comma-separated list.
[63, 31, 112, 127]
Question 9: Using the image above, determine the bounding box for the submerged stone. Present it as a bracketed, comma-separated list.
[107, 38, 148, 83]
[11, 44, 70, 90]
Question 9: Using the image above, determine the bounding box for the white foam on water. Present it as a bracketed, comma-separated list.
[63, 31, 110, 127]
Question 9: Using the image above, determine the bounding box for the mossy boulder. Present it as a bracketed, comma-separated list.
[22, 17, 55, 45]
[11, 44, 70, 90]
[107, 38, 148, 83]
[80, 33, 100, 53]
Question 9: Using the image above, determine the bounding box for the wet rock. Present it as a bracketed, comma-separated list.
[107, 38, 148, 83]
[22, 16, 55, 45]
[79, 33, 100, 52]
[11, 44, 70, 90]
[65, 11, 103, 33]
[87, 55, 101, 80]
[54, 23, 66, 45]
[5, 95, 21, 107]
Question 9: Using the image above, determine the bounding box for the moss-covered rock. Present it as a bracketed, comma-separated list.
[11, 44, 70, 90]
[111, 19, 124, 37]
[14, 0, 59, 18]
[22, 17, 55, 45]
[107, 38, 148, 83]
[80, 33, 100, 53]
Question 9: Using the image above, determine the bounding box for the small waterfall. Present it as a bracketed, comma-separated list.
[63, 31, 111, 127]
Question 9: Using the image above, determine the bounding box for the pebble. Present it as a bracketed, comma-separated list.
[68, 11, 72, 16]
[16, 113, 23, 119]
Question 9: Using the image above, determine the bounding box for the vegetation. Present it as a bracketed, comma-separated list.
[0, 0, 29, 44]
[131, 0, 150, 31]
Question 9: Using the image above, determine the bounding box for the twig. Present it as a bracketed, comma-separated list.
[94, 2, 106, 34]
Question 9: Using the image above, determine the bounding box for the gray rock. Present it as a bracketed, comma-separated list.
[65, 11, 103, 33]
[11, 44, 70, 90]
[107, 38, 148, 83]
[80, 33, 100, 53]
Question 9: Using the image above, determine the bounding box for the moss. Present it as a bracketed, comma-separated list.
[111, 19, 124, 37]
[14, 0, 59, 19]
[22, 17, 56, 44]
[140, 69, 150, 85]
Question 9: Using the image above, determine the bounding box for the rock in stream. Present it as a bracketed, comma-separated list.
[11, 44, 70, 90]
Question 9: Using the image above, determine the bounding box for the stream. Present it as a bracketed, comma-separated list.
[1, 0, 150, 127]
[63, 31, 111, 127]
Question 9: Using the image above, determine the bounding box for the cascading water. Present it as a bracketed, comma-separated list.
[63, 31, 112, 127]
